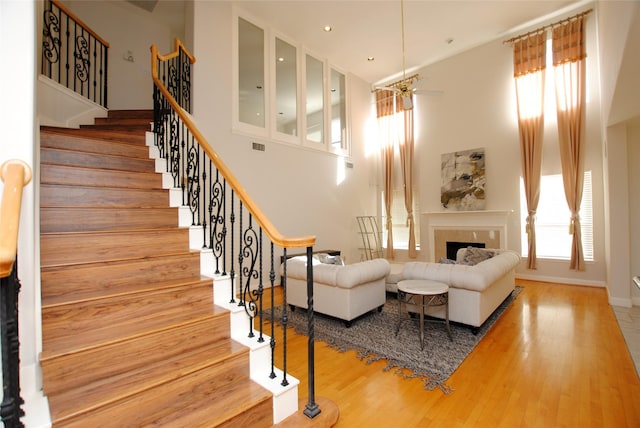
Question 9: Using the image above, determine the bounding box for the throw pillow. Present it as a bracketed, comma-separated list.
[438, 257, 457, 264]
[459, 247, 495, 266]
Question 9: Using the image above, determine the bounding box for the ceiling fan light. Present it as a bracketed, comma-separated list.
[402, 94, 413, 110]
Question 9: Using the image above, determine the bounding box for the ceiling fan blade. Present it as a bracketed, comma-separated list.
[413, 89, 444, 96]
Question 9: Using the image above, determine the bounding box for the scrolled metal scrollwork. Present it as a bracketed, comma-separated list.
[74, 35, 90, 83]
[42, 10, 61, 66]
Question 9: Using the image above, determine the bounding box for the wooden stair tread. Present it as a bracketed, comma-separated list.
[57, 360, 272, 427]
[42, 283, 221, 356]
[40, 126, 148, 144]
[40, 184, 169, 208]
[40, 164, 163, 189]
[41, 206, 179, 233]
[40, 228, 190, 267]
[47, 333, 248, 423]
[41, 253, 206, 304]
[41, 131, 150, 158]
[41, 147, 155, 172]
[42, 277, 213, 307]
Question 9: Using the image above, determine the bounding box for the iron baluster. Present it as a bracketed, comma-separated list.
[256, 229, 265, 343]
[186, 130, 199, 226]
[303, 245, 320, 418]
[241, 215, 259, 338]
[237, 201, 244, 308]
[0, 261, 25, 428]
[211, 169, 226, 275]
[281, 249, 289, 387]
[269, 244, 277, 379]
[229, 192, 236, 304]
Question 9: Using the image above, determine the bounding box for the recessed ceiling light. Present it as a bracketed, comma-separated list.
[367, 57, 375, 61]
[278, 57, 285, 62]
[323, 25, 332, 32]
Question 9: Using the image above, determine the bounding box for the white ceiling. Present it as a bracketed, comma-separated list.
[229, 0, 587, 85]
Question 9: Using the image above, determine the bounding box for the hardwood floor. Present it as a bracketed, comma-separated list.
[266, 280, 640, 427]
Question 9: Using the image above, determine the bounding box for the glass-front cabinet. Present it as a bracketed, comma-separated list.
[234, 13, 349, 155]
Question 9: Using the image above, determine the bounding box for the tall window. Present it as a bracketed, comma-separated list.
[520, 171, 593, 260]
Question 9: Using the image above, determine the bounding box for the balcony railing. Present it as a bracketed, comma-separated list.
[151, 40, 322, 419]
[41, 0, 109, 108]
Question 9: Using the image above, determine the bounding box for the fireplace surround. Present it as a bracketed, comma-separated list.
[423, 210, 512, 262]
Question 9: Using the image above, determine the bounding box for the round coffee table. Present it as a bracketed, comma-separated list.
[396, 279, 452, 349]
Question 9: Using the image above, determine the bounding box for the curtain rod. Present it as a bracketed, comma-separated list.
[503, 8, 593, 45]
[372, 73, 419, 93]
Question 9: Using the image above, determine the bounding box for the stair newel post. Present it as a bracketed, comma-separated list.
[268, 243, 277, 379]
[303, 245, 321, 418]
[281, 249, 289, 387]
[0, 261, 25, 428]
[229, 191, 236, 304]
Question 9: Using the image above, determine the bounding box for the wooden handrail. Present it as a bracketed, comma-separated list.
[150, 41, 315, 249]
[51, 0, 110, 47]
[0, 160, 32, 278]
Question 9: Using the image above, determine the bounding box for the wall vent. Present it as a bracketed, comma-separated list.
[252, 142, 265, 152]
[345, 161, 354, 169]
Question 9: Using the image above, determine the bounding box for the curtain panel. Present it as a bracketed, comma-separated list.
[398, 93, 417, 258]
[553, 16, 586, 271]
[513, 32, 546, 269]
[376, 90, 396, 258]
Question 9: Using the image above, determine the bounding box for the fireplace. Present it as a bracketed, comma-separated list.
[422, 210, 512, 262]
[446, 241, 485, 261]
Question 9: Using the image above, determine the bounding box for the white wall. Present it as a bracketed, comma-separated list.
[189, 1, 377, 264]
[62, 0, 182, 110]
[411, 11, 606, 286]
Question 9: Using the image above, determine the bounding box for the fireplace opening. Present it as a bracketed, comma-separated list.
[446, 241, 485, 261]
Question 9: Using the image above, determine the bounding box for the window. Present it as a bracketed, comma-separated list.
[382, 188, 420, 250]
[520, 171, 593, 260]
[234, 14, 349, 155]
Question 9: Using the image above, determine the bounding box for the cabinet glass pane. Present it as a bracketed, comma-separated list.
[330, 68, 346, 150]
[238, 18, 265, 128]
[306, 54, 324, 144]
[275, 38, 297, 136]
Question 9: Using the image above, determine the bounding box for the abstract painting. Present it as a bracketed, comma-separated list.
[441, 148, 485, 211]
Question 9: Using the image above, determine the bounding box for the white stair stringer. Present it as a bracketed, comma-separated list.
[213, 274, 299, 425]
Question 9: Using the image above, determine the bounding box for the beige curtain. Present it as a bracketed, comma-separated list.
[553, 17, 586, 271]
[514, 32, 546, 270]
[376, 90, 396, 258]
[398, 93, 417, 258]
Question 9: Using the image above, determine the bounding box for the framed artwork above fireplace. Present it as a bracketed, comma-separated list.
[440, 147, 485, 211]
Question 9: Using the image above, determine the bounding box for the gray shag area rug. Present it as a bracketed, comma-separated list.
[264, 286, 522, 393]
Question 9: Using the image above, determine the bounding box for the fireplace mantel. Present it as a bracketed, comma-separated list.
[422, 210, 513, 261]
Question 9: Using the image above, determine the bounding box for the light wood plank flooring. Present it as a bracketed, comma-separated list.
[267, 280, 640, 427]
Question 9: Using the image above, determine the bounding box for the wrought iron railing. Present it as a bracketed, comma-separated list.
[151, 40, 322, 419]
[41, 0, 109, 108]
[0, 160, 33, 428]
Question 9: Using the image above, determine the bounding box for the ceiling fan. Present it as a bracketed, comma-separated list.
[374, 0, 441, 110]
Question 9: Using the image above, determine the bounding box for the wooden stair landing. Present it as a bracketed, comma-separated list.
[39, 110, 273, 427]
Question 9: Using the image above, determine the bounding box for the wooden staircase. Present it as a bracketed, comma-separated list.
[39, 110, 273, 427]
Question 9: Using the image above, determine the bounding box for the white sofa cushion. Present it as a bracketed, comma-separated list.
[284, 257, 390, 289]
[402, 249, 520, 292]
